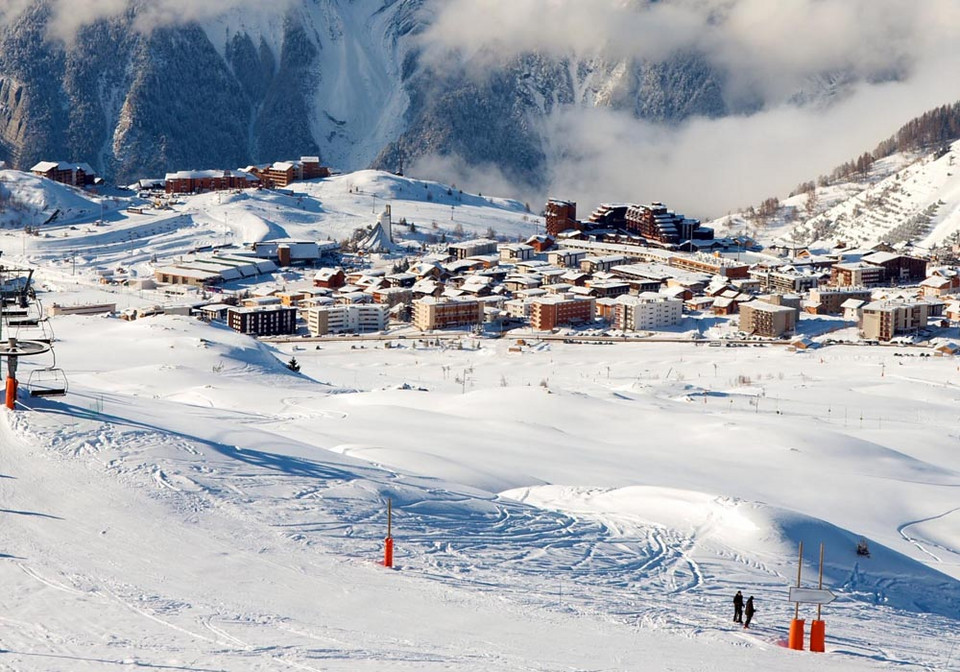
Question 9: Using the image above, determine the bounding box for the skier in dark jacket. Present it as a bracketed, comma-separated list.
[733, 591, 744, 623]
[743, 596, 756, 629]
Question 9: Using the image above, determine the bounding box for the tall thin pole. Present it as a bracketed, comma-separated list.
[817, 542, 825, 621]
[387, 497, 392, 538]
[795, 541, 804, 620]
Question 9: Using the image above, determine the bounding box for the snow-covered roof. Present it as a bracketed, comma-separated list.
[862, 251, 903, 265]
[154, 266, 221, 281]
[31, 160, 95, 174]
[197, 303, 232, 312]
[920, 276, 952, 288]
[314, 268, 343, 280]
[411, 279, 441, 293]
[499, 243, 534, 252]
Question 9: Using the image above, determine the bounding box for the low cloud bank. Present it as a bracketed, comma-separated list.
[413, 0, 960, 218]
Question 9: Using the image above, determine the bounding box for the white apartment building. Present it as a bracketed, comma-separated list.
[503, 298, 533, 319]
[614, 293, 683, 331]
[305, 304, 388, 336]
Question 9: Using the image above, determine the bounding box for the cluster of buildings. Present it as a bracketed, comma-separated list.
[27, 155, 958, 347]
[152, 239, 340, 287]
[31, 155, 331, 195]
[163, 157, 331, 194]
[140, 197, 956, 344]
[544, 199, 713, 248]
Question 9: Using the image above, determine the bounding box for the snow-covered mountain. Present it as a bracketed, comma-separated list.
[0, 0, 793, 188]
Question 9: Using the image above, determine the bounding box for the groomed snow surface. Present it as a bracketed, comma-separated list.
[1, 311, 958, 671]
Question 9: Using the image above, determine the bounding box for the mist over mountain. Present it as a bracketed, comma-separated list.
[2, 1, 960, 215]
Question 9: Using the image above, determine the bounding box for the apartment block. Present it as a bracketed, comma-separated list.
[547, 250, 586, 268]
[738, 301, 797, 337]
[808, 288, 873, 314]
[529, 295, 596, 331]
[499, 243, 535, 262]
[227, 306, 298, 336]
[613, 293, 683, 331]
[544, 199, 579, 236]
[831, 262, 885, 287]
[859, 300, 931, 341]
[304, 304, 388, 335]
[750, 269, 822, 293]
[449, 239, 498, 260]
[413, 298, 484, 330]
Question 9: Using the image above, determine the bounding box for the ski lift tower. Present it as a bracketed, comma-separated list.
[0, 337, 50, 409]
[0, 258, 51, 409]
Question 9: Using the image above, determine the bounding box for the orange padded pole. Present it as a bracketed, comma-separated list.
[810, 620, 825, 652]
[383, 537, 394, 568]
[5, 376, 16, 410]
[789, 619, 805, 651]
[383, 498, 394, 567]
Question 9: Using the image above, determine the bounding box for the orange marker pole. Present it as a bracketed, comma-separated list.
[810, 543, 826, 652]
[383, 497, 394, 568]
[789, 541, 805, 651]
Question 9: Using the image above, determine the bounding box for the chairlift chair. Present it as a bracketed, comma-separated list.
[8, 297, 54, 343]
[25, 346, 68, 398]
[26, 366, 68, 398]
[13, 315, 54, 343]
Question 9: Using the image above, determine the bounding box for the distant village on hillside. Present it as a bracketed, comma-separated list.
[21, 155, 960, 353]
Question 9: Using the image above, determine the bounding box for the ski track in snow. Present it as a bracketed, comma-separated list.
[17, 563, 84, 596]
[897, 506, 960, 564]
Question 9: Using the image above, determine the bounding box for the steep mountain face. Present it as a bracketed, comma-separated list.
[0, 1, 748, 187]
[373, 50, 727, 187]
[0, 3, 327, 182]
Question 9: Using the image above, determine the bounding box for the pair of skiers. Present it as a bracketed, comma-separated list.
[733, 591, 755, 628]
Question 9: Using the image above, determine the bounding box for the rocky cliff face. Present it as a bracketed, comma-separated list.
[0, 2, 327, 183]
[374, 50, 728, 187]
[0, 1, 769, 189]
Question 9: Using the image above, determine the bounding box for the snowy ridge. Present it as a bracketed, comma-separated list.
[792, 141, 960, 250]
[713, 140, 960, 252]
[0, 170, 106, 228]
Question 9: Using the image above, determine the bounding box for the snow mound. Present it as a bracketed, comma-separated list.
[0, 169, 103, 227]
[504, 485, 960, 618]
